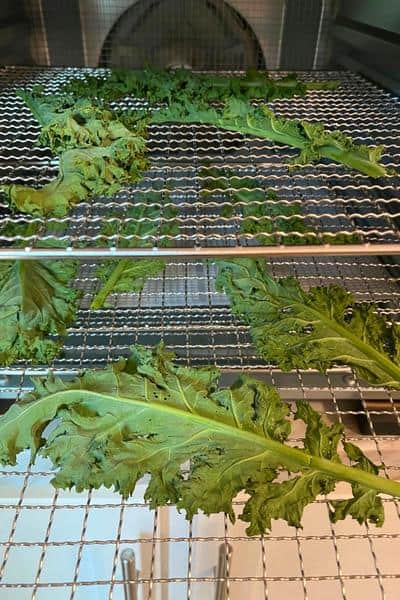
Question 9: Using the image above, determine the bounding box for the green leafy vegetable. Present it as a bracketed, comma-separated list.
[91, 192, 178, 309]
[330, 442, 384, 526]
[62, 68, 339, 107]
[0, 343, 399, 534]
[17, 91, 128, 154]
[0, 259, 79, 364]
[92, 259, 166, 310]
[1, 135, 148, 216]
[1, 91, 149, 216]
[216, 258, 400, 389]
[154, 99, 391, 178]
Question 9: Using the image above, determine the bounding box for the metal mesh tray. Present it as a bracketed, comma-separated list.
[0, 254, 397, 374]
[1, 355, 399, 600]
[0, 67, 399, 258]
[0, 67, 399, 599]
[0, 256, 399, 598]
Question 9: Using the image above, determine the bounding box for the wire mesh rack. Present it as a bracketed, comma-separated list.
[0, 66, 400, 599]
[0, 354, 399, 600]
[0, 67, 399, 258]
[0, 254, 398, 374]
[0, 255, 400, 598]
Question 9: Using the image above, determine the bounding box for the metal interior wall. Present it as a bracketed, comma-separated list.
[20, 0, 337, 69]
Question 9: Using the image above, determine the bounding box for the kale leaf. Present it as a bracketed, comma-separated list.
[1, 92, 149, 216]
[62, 68, 339, 106]
[153, 99, 392, 178]
[0, 343, 398, 534]
[91, 191, 178, 309]
[216, 258, 400, 388]
[0, 259, 79, 364]
[1, 135, 148, 216]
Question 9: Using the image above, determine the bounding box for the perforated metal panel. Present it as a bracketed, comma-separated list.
[21, 0, 337, 69]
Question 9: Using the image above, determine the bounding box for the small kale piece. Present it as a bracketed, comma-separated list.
[91, 191, 178, 309]
[330, 442, 385, 526]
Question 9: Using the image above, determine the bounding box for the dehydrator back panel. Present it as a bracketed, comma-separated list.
[4, 0, 336, 70]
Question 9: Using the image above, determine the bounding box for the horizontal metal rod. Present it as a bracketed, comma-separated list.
[1, 243, 400, 259]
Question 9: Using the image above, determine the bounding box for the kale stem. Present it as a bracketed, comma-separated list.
[91, 259, 128, 310]
[311, 456, 400, 498]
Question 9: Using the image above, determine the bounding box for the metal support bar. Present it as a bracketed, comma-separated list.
[215, 543, 233, 600]
[121, 548, 138, 600]
[1, 243, 400, 260]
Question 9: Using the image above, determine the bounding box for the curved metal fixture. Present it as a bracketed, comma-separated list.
[99, 0, 266, 70]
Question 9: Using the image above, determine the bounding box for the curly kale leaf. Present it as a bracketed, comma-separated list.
[61, 68, 339, 106]
[153, 99, 392, 178]
[0, 343, 399, 534]
[17, 91, 129, 154]
[1, 135, 148, 216]
[0, 92, 149, 216]
[0, 259, 79, 364]
[216, 258, 400, 388]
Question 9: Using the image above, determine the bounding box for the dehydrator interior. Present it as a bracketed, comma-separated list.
[0, 2, 399, 599]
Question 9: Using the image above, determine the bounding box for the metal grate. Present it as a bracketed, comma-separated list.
[0, 257, 399, 597]
[0, 65, 399, 598]
[0, 254, 397, 374]
[0, 67, 399, 258]
[0, 357, 399, 599]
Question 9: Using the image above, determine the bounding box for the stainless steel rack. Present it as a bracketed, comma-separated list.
[0, 67, 399, 599]
[0, 360, 399, 600]
[0, 255, 399, 374]
[0, 67, 399, 258]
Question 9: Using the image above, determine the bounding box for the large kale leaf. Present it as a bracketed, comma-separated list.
[0, 259, 79, 364]
[61, 68, 339, 106]
[153, 99, 392, 178]
[216, 258, 400, 388]
[0, 343, 398, 534]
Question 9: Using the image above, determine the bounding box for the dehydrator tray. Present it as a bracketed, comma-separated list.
[0, 361, 399, 600]
[0, 67, 399, 258]
[0, 254, 399, 376]
[0, 67, 399, 599]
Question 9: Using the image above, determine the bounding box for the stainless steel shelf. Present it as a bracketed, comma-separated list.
[0, 67, 399, 257]
[0, 67, 399, 599]
[0, 255, 399, 374]
[0, 257, 399, 599]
